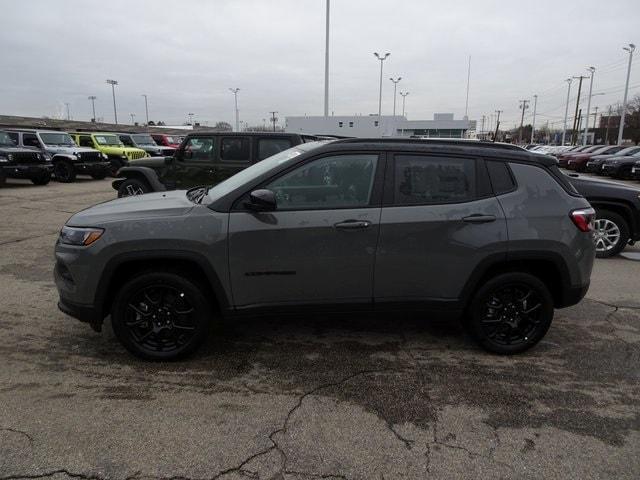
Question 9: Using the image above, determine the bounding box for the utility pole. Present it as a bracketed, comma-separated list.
[571, 75, 586, 145]
[605, 105, 613, 144]
[582, 67, 596, 145]
[518, 99, 529, 144]
[141, 94, 149, 125]
[481, 115, 486, 136]
[400, 91, 409, 117]
[591, 106, 599, 142]
[106, 79, 118, 124]
[464, 55, 471, 118]
[229, 88, 240, 132]
[373, 52, 390, 121]
[64, 102, 71, 120]
[389, 77, 402, 116]
[617, 43, 635, 145]
[324, 0, 330, 117]
[561, 78, 572, 145]
[88, 96, 97, 122]
[530, 94, 538, 143]
[269, 111, 278, 132]
[494, 109, 503, 141]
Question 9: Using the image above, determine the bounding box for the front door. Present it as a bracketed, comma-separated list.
[228, 153, 383, 308]
[161, 136, 217, 189]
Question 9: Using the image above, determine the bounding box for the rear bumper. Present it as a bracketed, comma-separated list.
[557, 282, 590, 309]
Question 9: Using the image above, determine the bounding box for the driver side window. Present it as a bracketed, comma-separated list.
[265, 154, 378, 210]
[182, 137, 215, 162]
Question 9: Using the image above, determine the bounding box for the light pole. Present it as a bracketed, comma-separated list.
[518, 99, 529, 144]
[618, 43, 635, 145]
[324, 0, 330, 117]
[530, 94, 538, 143]
[399, 91, 409, 117]
[389, 77, 402, 116]
[129, 113, 136, 125]
[106, 79, 118, 124]
[64, 102, 71, 120]
[494, 110, 503, 141]
[373, 52, 390, 121]
[229, 88, 240, 132]
[141, 94, 149, 125]
[582, 66, 595, 145]
[88, 96, 97, 122]
[561, 78, 572, 145]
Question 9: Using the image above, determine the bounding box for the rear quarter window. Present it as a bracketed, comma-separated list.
[486, 161, 516, 195]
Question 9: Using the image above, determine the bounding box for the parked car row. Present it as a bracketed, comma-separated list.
[554, 144, 640, 179]
[0, 128, 183, 185]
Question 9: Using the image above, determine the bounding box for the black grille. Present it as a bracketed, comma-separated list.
[77, 151, 102, 162]
[162, 149, 175, 156]
[11, 152, 42, 164]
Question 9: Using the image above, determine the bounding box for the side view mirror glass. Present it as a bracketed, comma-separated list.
[246, 189, 276, 212]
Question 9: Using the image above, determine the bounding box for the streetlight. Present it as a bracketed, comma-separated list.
[399, 91, 409, 117]
[582, 66, 595, 145]
[530, 94, 538, 143]
[129, 113, 136, 125]
[141, 94, 149, 125]
[229, 88, 240, 132]
[618, 43, 635, 145]
[64, 102, 71, 120]
[389, 77, 402, 116]
[106, 79, 118, 124]
[373, 52, 390, 121]
[88, 96, 97, 122]
[561, 79, 572, 145]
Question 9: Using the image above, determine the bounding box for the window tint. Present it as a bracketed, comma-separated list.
[221, 137, 250, 161]
[23, 133, 40, 148]
[486, 161, 516, 195]
[183, 137, 215, 162]
[394, 155, 475, 205]
[79, 136, 94, 148]
[7, 132, 18, 144]
[266, 154, 378, 210]
[257, 138, 292, 160]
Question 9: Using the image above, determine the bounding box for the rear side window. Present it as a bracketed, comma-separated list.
[23, 133, 40, 148]
[486, 161, 516, 195]
[394, 155, 475, 205]
[221, 137, 250, 161]
[257, 138, 292, 160]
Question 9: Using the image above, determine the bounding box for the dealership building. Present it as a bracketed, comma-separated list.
[285, 113, 475, 138]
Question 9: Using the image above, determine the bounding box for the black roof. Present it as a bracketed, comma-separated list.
[184, 131, 313, 138]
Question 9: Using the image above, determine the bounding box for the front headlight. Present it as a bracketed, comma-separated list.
[59, 226, 104, 246]
[0, 156, 8, 163]
[75, 152, 82, 159]
[7, 153, 13, 161]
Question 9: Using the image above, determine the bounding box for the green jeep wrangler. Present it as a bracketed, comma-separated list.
[68, 132, 148, 176]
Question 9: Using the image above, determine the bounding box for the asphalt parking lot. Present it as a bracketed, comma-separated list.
[1, 178, 639, 479]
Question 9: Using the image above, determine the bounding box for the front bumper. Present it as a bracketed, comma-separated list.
[57, 297, 102, 331]
[1, 164, 53, 179]
[74, 161, 111, 174]
[631, 166, 640, 179]
[585, 162, 603, 173]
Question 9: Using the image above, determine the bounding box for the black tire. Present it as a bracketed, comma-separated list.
[90, 171, 107, 180]
[467, 272, 554, 355]
[111, 271, 212, 360]
[117, 178, 150, 197]
[31, 171, 52, 185]
[594, 209, 629, 258]
[109, 158, 125, 177]
[0, 170, 6, 187]
[53, 160, 76, 183]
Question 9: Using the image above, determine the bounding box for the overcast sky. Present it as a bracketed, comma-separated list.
[1, 0, 639, 129]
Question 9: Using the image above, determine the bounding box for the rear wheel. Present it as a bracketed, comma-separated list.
[111, 271, 212, 360]
[467, 272, 554, 354]
[594, 209, 629, 258]
[31, 171, 51, 185]
[117, 178, 150, 197]
[53, 160, 76, 183]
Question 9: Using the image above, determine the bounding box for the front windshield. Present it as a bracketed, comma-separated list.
[131, 134, 157, 146]
[40, 132, 75, 146]
[166, 136, 178, 144]
[94, 134, 123, 146]
[205, 141, 330, 200]
[0, 132, 16, 146]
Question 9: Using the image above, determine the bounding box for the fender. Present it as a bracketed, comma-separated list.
[111, 166, 167, 193]
[51, 153, 77, 163]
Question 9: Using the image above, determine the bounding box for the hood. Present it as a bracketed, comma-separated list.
[0, 146, 38, 154]
[46, 146, 98, 155]
[67, 190, 196, 226]
[127, 156, 168, 168]
[569, 174, 640, 199]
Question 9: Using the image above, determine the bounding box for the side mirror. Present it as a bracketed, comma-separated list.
[245, 189, 277, 212]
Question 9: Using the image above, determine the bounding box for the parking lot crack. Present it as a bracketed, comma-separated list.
[0, 427, 33, 447]
[0, 470, 105, 480]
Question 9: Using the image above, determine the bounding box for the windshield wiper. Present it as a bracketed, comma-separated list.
[186, 186, 208, 204]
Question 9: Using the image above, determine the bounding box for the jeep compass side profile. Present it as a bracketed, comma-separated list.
[55, 139, 595, 360]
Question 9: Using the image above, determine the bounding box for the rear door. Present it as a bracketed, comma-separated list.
[374, 153, 507, 303]
[217, 136, 252, 183]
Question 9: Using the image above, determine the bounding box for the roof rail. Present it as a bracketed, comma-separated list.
[332, 137, 524, 151]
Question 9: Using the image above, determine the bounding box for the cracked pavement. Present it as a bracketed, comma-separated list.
[1, 179, 639, 479]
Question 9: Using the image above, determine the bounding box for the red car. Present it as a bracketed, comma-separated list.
[151, 134, 182, 149]
[566, 145, 625, 172]
[556, 146, 595, 167]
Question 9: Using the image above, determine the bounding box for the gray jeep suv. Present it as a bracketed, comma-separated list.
[55, 139, 595, 360]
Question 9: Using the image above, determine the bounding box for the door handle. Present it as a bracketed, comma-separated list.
[334, 220, 371, 230]
[462, 214, 496, 224]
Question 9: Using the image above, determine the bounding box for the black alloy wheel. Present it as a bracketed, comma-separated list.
[117, 178, 149, 197]
[31, 171, 52, 185]
[53, 160, 76, 183]
[468, 272, 553, 354]
[111, 272, 211, 360]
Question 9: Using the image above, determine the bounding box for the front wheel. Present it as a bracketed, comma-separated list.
[31, 171, 52, 185]
[109, 158, 125, 177]
[467, 272, 554, 354]
[594, 209, 629, 258]
[117, 178, 150, 197]
[53, 160, 76, 183]
[111, 271, 212, 360]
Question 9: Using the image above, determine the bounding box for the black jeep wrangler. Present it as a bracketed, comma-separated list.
[0, 130, 52, 186]
[112, 132, 318, 197]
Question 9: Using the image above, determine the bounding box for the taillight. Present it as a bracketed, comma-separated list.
[570, 208, 596, 232]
